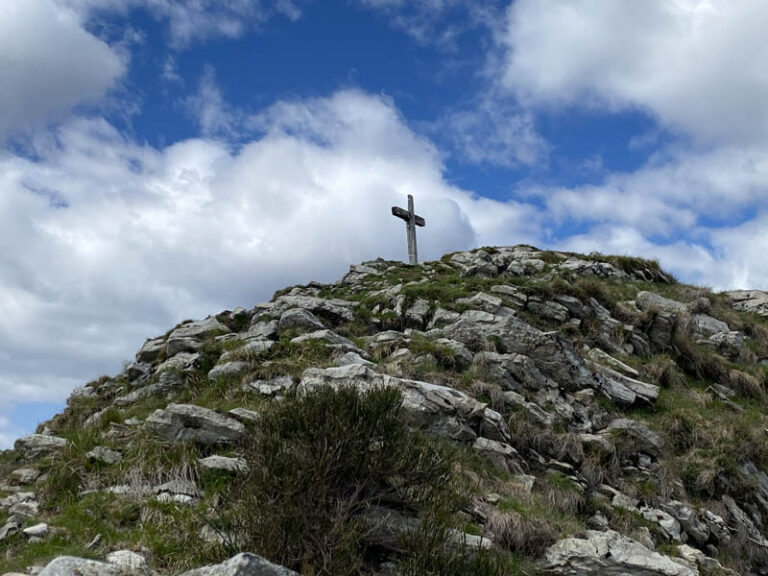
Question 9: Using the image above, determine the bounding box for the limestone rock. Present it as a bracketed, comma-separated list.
[636, 292, 689, 315]
[106, 551, 148, 572]
[208, 361, 249, 381]
[169, 317, 231, 340]
[300, 365, 511, 444]
[38, 556, 144, 576]
[155, 480, 200, 504]
[86, 446, 123, 465]
[725, 289, 768, 316]
[542, 529, 696, 575]
[278, 308, 325, 332]
[178, 553, 299, 576]
[198, 455, 248, 474]
[167, 337, 201, 357]
[14, 434, 67, 459]
[136, 336, 166, 363]
[604, 418, 664, 458]
[146, 404, 245, 445]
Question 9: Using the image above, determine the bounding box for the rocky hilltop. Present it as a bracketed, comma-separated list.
[4, 246, 768, 575]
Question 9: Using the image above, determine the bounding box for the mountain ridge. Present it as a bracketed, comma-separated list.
[3, 245, 768, 575]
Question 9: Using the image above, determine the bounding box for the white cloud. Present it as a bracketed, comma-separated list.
[185, 66, 240, 137]
[62, 0, 306, 48]
[440, 99, 548, 168]
[0, 0, 125, 140]
[503, 0, 768, 146]
[0, 90, 542, 448]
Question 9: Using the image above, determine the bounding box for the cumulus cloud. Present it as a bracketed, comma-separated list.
[0, 0, 125, 140]
[503, 0, 768, 146]
[0, 90, 542, 448]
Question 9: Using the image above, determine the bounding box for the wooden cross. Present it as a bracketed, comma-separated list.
[391, 194, 425, 265]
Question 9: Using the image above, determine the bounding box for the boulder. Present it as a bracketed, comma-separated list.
[167, 337, 201, 358]
[542, 529, 696, 575]
[136, 336, 166, 363]
[169, 317, 231, 340]
[725, 290, 768, 316]
[636, 292, 689, 315]
[300, 365, 511, 444]
[604, 419, 664, 457]
[86, 446, 122, 465]
[38, 557, 144, 575]
[208, 361, 250, 381]
[106, 551, 148, 572]
[155, 480, 200, 504]
[198, 455, 248, 474]
[178, 553, 299, 576]
[278, 308, 325, 332]
[146, 404, 245, 445]
[14, 434, 67, 459]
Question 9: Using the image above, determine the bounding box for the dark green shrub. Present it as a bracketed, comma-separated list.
[225, 385, 474, 575]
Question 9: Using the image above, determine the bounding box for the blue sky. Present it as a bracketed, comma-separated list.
[3, 0, 768, 447]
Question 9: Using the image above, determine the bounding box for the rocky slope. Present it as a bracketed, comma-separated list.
[4, 246, 768, 575]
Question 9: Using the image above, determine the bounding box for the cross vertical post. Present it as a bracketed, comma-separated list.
[391, 194, 425, 265]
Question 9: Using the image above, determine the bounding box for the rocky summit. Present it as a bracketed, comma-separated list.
[6, 246, 768, 575]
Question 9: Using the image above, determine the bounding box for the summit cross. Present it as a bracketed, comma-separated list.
[391, 194, 425, 265]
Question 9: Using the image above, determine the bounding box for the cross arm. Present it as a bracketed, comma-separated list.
[391, 206, 426, 227]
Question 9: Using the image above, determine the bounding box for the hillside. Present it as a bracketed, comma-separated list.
[3, 246, 768, 575]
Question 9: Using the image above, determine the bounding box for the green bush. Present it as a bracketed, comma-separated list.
[224, 385, 477, 575]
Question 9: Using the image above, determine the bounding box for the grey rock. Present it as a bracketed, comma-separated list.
[114, 371, 184, 406]
[693, 314, 729, 337]
[604, 419, 664, 457]
[169, 317, 231, 340]
[86, 446, 123, 465]
[300, 365, 511, 445]
[208, 361, 250, 381]
[639, 506, 682, 542]
[542, 529, 696, 575]
[156, 352, 200, 373]
[167, 337, 201, 357]
[136, 336, 166, 363]
[146, 404, 245, 445]
[553, 295, 587, 319]
[155, 480, 200, 504]
[126, 362, 152, 382]
[404, 298, 431, 328]
[248, 375, 293, 397]
[490, 284, 527, 307]
[198, 455, 248, 474]
[661, 501, 710, 546]
[10, 467, 40, 485]
[648, 311, 676, 351]
[335, 351, 374, 367]
[456, 293, 503, 313]
[725, 289, 768, 316]
[527, 297, 570, 323]
[106, 551, 148, 572]
[636, 291, 689, 315]
[23, 523, 49, 538]
[39, 557, 144, 576]
[278, 308, 325, 332]
[707, 331, 745, 359]
[427, 308, 461, 330]
[178, 552, 299, 576]
[247, 319, 279, 340]
[14, 434, 67, 459]
[228, 407, 260, 423]
[291, 329, 361, 353]
[0, 516, 22, 541]
[590, 361, 659, 406]
[587, 348, 640, 377]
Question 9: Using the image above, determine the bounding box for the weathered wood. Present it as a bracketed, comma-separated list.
[391, 194, 425, 265]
